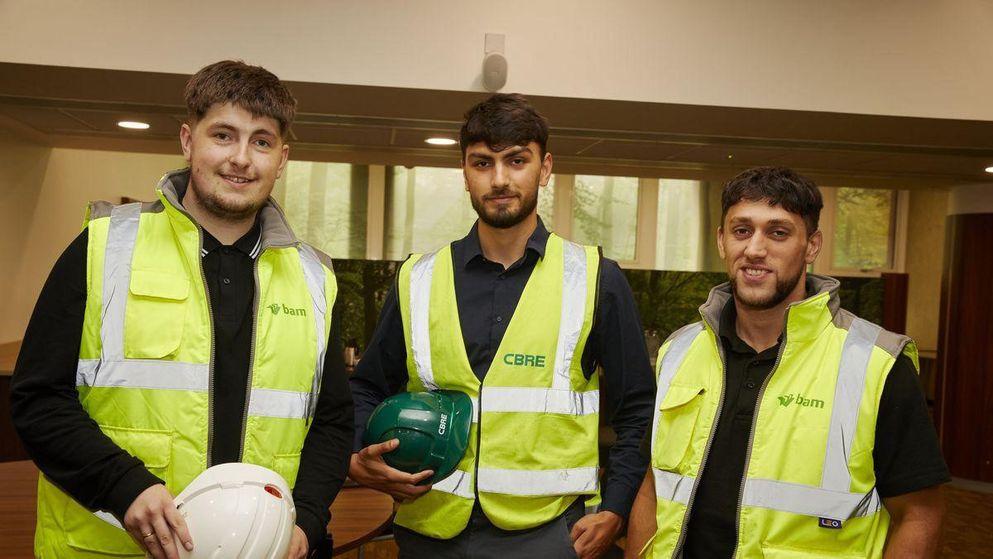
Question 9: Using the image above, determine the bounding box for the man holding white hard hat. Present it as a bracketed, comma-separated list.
[11, 60, 354, 558]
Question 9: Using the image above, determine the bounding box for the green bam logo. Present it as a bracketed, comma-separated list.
[268, 303, 307, 317]
[777, 393, 825, 409]
[503, 353, 547, 367]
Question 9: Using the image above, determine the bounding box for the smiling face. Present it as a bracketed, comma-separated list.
[718, 199, 822, 311]
[462, 140, 552, 229]
[179, 102, 289, 221]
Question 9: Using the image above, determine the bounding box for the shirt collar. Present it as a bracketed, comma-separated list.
[200, 217, 263, 260]
[717, 280, 818, 356]
[460, 217, 550, 269]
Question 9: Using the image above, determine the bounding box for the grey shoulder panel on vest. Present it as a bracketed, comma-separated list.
[833, 308, 912, 358]
[302, 243, 336, 273]
[87, 200, 164, 220]
[662, 321, 706, 348]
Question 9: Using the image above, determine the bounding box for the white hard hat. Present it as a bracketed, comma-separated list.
[174, 463, 296, 559]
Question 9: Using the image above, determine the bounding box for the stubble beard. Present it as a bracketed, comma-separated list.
[189, 167, 267, 222]
[730, 265, 804, 310]
[471, 185, 539, 229]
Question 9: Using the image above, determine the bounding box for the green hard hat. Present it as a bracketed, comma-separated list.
[363, 390, 473, 485]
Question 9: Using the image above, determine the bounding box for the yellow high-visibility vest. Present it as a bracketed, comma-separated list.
[394, 233, 601, 538]
[643, 275, 917, 558]
[35, 169, 337, 558]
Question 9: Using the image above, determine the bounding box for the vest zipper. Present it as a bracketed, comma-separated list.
[729, 308, 792, 558]
[670, 326, 728, 558]
[188, 223, 217, 469]
[473, 387, 483, 502]
[237, 254, 262, 461]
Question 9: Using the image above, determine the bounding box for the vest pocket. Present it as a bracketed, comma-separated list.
[654, 384, 706, 471]
[125, 270, 189, 359]
[64, 425, 173, 555]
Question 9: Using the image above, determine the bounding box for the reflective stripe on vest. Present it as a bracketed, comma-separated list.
[654, 470, 882, 520]
[76, 205, 327, 423]
[433, 469, 475, 499]
[651, 317, 885, 521]
[477, 466, 599, 496]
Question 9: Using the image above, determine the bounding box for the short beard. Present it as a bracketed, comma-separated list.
[730, 266, 804, 310]
[189, 171, 265, 221]
[471, 186, 538, 229]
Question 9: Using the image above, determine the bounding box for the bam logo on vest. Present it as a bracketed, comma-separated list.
[777, 393, 825, 409]
[503, 353, 546, 367]
[268, 303, 307, 317]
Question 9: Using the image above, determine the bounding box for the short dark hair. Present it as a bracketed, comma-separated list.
[184, 60, 297, 137]
[721, 166, 823, 236]
[459, 93, 549, 159]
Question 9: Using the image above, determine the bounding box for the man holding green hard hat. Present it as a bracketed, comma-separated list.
[363, 391, 473, 484]
[349, 94, 656, 559]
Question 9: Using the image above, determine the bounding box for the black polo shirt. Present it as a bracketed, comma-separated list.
[350, 219, 657, 519]
[642, 297, 950, 558]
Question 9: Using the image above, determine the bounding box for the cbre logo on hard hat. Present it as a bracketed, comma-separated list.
[438, 413, 449, 435]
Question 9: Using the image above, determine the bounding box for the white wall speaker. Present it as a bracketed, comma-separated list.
[482, 52, 508, 92]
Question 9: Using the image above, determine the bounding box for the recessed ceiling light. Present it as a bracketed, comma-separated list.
[425, 137, 457, 146]
[117, 121, 150, 130]
[985, 166, 993, 173]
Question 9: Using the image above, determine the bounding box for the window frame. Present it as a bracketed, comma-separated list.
[813, 187, 909, 277]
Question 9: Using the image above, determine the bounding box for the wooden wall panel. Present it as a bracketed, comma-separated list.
[936, 213, 993, 482]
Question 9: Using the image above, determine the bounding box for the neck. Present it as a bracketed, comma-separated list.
[181, 182, 256, 245]
[734, 274, 808, 353]
[477, 212, 538, 269]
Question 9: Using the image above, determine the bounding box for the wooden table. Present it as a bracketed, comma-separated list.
[0, 461, 394, 557]
[0, 340, 19, 375]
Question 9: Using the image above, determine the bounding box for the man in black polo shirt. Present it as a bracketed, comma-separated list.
[348, 94, 656, 558]
[11, 61, 353, 559]
[626, 167, 948, 558]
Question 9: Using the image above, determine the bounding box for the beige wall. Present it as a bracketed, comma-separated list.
[904, 188, 949, 353]
[0, 134, 51, 342]
[2, 1, 993, 120]
[3, 148, 185, 343]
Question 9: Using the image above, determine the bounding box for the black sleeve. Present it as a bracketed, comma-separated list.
[873, 353, 950, 498]
[582, 258, 656, 519]
[293, 299, 355, 549]
[10, 230, 162, 520]
[348, 285, 410, 451]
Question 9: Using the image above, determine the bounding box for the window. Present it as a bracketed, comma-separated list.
[273, 159, 908, 277]
[536, 176, 556, 230]
[272, 161, 367, 258]
[818, 187, 907, 275]
[656, 179, 707, 271]
[832, 187, 895, 270]
[571, 174, 639, 261]
[384, 166, 477, 260]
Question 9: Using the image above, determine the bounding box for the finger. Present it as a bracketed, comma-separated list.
[361, 438, 399, 458]
[140, 523, 166, 559]
[570, 516, 589, 541]
[383, 466, 434, 485]
[164, 505, 194, 552]
[393, 481, 433, 499]
[573, 528, 599, 559]
[151, 515, 180, 559]
[410, 469, 435, 484]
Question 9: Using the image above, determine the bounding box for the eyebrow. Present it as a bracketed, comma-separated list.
[467, 145, 533, 160]
[728, 217, 797, 227]
[208, 121, 277, 137]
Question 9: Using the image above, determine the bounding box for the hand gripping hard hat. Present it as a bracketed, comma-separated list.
[363, 390, 473, 484]
[173, 463, 295, 559]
